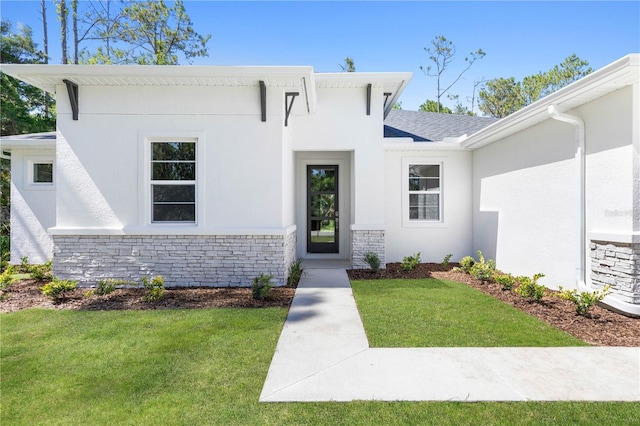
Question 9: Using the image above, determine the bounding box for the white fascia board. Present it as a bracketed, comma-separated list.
[383, 140, 467, 152]
[0, 63, 316, 93]
[0, 132, 56, 151]
[461, 54, 640, 150]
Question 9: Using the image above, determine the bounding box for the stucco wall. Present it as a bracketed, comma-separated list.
[384, 145, 473, 263]
[10, 148, 56, 264]
[472, 86, 635, 290]
[54, 84, 290, 232]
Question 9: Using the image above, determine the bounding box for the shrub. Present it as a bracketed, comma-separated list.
[494, 273, 517, 290]
[515, 273, 546, 302]
[0, 234, 9, 271]
[401, 252, 421, 272]
[0, 265, 16, 289]
[441, 254, 453, 268]
[252, 273, 273, 300]
[30, 260, 52, 282]
[21, 256, 30, 272]
[141, 275, 165, 302]
[287, 259, 304, 287]
[95, 279, 128, 295]
[557, 285, 611, 316]
[41, 277, 77, 300]
[459, 256, 475, 273]
[468, 251, 496, 282]
[363, 252, 381, 273]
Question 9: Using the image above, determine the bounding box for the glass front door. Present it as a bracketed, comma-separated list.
[307, 165, 339, 253]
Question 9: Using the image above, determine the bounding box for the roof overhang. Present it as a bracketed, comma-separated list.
[0, 64, 413, 119]
[0, 132, 56, 153]
[461, 54, 639, 150]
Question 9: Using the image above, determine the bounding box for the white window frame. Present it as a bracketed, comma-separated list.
[140, 132, 205, 226]
[24, 156, 55, 190]
[402, 158, 444, 227]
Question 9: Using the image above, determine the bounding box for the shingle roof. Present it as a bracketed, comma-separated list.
[383, 110, 498, 142]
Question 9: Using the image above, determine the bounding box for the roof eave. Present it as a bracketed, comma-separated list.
[461, 54, 640, 150]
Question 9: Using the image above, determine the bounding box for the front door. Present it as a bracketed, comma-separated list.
[307, 165, 339, 253]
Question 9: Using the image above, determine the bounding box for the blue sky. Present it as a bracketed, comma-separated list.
[1, 1, 639, 111]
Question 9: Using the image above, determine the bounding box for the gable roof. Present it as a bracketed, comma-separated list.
[461, 54, 639, 149]
[384, 110, 497, 142]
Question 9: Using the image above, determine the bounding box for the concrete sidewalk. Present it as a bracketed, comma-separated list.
[260, 268, 640, 402]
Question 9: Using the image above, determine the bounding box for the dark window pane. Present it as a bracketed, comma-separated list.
[153, 185, 195, 202]
[409, 164, 439, 178]
[310, 219, 335, 243]
[409, 194, 439, 220]
[152, 163, 195, 180]
[33, 163, 53, 183]
[310, 168, 335, 191]
[311, 194, 335, 218]
[409, 178, 439, 191]
[153, 204, 195, 222]
[152, 142, 195, 161]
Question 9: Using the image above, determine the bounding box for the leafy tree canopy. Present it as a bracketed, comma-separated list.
[1, 20, 55, 136]
[419, 99, 452, 114]
[478, 54, 592, 118]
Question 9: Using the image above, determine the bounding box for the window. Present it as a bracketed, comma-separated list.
[408, 164, 441, 221]
[150, 141, 196, 222]
[33, 162, 53, 183]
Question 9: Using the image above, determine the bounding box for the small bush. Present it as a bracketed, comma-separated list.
[363, 252, 381, 273]
[141, 275, 165, 302]
[401, 252, 420, 272]
[287, 259, 303, 287]
[441, 254, 453, 268]
[515, 273, 546, 302]
[557, 285, 611, 316]
[468, 251, 496, 282]
[459, 256, 475, 273]
[95, 278, 129, 295]
[30, 260, 53, 282]
[20, 256, 30, 272]
[0, 265, 17, 288]
[494, 274, 517, 290]
[41, 277, 77, 300]
[252, 273, 273, 300]
[0, 234, 9, 271]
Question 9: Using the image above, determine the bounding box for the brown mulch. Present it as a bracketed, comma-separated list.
[348, 263, 640, 347]
[0, 280, 295, 313]
[3, 263, 639, 347]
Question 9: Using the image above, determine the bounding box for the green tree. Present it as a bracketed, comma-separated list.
[115, 0, 210, 64]
[339, 57, 355, 72]
[392, 101, 402, 110]
[419, 99, 452, 114]
[1, 20, 56, 136]
[419, 35, 485, 113]
[478, 54, 592, 118]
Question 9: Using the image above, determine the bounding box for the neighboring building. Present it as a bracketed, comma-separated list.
[1, 54, 638, 315]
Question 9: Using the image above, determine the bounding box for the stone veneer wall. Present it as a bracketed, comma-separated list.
[590, 240, 640, 304]
[351, 229, 385, 269]
[53, 231, 296, 287]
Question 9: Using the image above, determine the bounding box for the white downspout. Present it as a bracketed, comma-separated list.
[547, 105, 588, 291]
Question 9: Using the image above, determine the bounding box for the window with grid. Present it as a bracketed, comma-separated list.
[408, 164, 441, 221]
[150, 141, 196, 223]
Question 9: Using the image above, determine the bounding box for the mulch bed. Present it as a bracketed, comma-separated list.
[348, 263, 640, 347]
[0, 280, 295, 312]
[3, 263, 639, 347]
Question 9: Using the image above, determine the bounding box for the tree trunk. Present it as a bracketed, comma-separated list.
[60, 0, 68, 64]
[72, 0, 78, 64]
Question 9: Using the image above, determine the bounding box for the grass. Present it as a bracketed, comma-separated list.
[2, 308, 637, 424]
[351, 278, 588, 347]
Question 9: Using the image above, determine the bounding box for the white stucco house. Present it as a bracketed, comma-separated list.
[1, 54, 638, 315]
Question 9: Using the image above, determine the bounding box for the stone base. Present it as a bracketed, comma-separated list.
[590, 240, 640, 304]
[53, 231, 296, 287]
[351, 229, 385, 270]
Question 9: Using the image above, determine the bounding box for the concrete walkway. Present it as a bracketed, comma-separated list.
[260, 268, 640, 402]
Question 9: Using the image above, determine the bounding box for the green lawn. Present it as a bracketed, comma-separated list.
[2, 308, 637, 425]
[351, 278, 587, 347]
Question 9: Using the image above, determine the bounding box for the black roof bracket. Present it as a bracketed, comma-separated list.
[383, 92, 393, 108]
[63, 79, 79, 120]
[259, 80, 267, 122]
[284, 92, 299, 127]
[366, 83, 372, 115]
